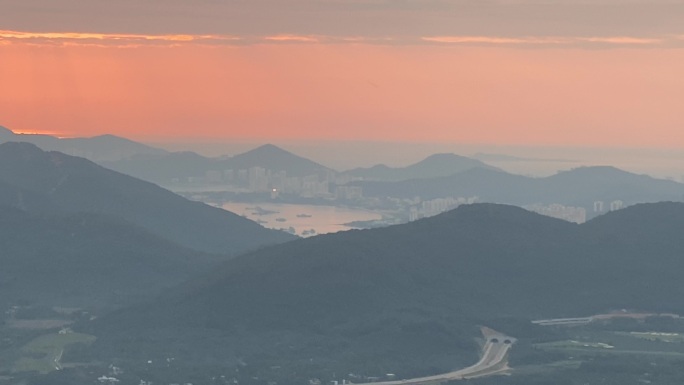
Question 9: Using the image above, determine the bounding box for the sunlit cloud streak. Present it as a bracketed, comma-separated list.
[0, 30, 679, 48]
[578, 37, 663, 45]
[264, 35, 321, 43]
[0, 30, 242, 46]
[421, 35, 670, 47]
[421, 36, 571, 45]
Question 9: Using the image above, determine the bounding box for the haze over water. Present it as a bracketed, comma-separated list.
[222, 202, 382, 237]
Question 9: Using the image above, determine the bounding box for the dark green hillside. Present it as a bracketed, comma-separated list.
[87, 203, 684, 382]
[0, 179, 54, 212]
[102, 204, 581, 327]
[88, 205, 580, 380]
[571, 201, 684, 313]
[0, 142, 296, 255]
[0, 206, 215, 309]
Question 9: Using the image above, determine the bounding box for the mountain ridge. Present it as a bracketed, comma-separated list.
[0, 142, 296, 255]
[86, 202, 684, 381]
[355, 165, 684, 212]
[0, 125, 167, 161]
[343, 152, 499, 181]
[102, 142, 335, 183]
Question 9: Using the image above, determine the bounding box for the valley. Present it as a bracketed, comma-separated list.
[1, 136, 684, 384]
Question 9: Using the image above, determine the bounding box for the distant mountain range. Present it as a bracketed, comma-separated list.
[355, 166, 684, 211]
[89, 202, 684, 382]
[342, 153, 500, 181]
[0, 142, 295, 255]
[101, 143, 335, 183]
[104, 147, 504, 187]
[0, 125, 167, 161]
[4, 124, 681, 217]
[0, 125, 338, 182]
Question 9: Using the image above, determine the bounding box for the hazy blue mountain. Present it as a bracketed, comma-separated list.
[343, 153, 500, 181]
[356, 166, 684, 210]
[89, 202, 684, 381]
[0, 206, 216, 309]
[227, 143, 333, 177]
[0, 142, 296, 255]
[0, 125, 13, 140]
[0, 125, 167, 161]
[100, 151, 214, 183]
[102, 143, 335, 184]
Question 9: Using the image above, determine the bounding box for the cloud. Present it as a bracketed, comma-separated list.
[578, 37, 663, 45]
[0, 30, 241, 47]
[0, 29, 679, 49]
[421, 35, 671, 48]
[264, 35, 321, 43]
[421, 36, 571, 45]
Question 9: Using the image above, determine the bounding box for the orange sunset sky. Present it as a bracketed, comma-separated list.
[1, 0, 684, 148]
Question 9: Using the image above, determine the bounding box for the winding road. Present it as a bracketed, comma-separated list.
[353, 327, 516, 385]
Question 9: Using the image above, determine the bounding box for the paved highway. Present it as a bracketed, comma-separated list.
[353, 327, 515, 385]
[532, 312, 682, 327]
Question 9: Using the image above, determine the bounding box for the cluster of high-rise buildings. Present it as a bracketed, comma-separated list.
[593, 200, 624, 213]
[524, 203, 587, 224]
[524, 200, 626, 224]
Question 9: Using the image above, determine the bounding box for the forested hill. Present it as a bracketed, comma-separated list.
[0, 142, 296, 255]
[89, 202, 684, 380]
[0, 206, 215, 309]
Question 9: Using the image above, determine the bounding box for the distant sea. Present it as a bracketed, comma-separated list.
[222, 202, 382, 237]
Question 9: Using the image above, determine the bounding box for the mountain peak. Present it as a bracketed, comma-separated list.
[421, 153, 467, 161]
[442, 202, 570, 226]
[91, 134, 131, 141]
[551, 166, 656, 183]
[253, 143, 284, 151]
[229, 144, 331, 176]
[411, 152, 496, 170]
[346, 152, 498, 181]
[243, 143, 296, 157]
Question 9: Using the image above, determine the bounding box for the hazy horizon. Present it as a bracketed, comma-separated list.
[4, 121, 684, 179]
[2, 0, 684, 151]
[147, 139, 684, 179]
